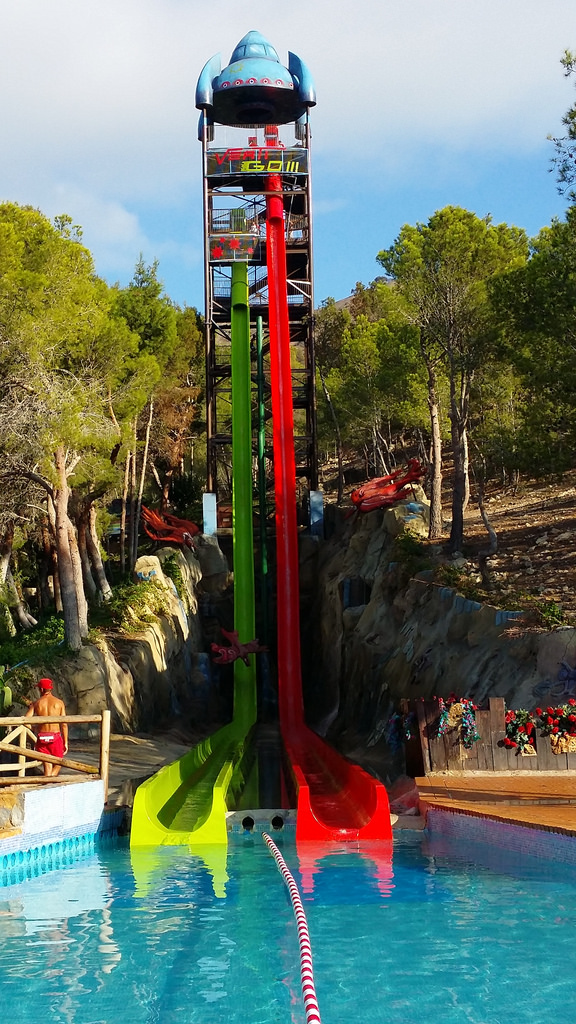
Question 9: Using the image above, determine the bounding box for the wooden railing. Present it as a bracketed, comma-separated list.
[402, 698, 576, 775]
[0, 711, 111, 798]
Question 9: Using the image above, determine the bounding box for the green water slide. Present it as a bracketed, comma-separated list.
[130, 264, 257, 847]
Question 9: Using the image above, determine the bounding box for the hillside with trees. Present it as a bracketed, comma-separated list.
[2, 51, 576, 693]
[0, 204, 204, 678]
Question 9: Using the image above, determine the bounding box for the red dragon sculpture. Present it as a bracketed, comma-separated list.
[349, 458, 426, 514]
[140, 506, 200, 547]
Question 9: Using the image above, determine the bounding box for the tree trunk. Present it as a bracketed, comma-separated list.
[6, 569, 37, 629]
[38, 520, 55, 611]
[134, 399, 154, 566]
[462, 428, 470, 512]
[77, 507, 98, 603]
[53, 448, 83, 651]
[449, 407, 467, 554]
[67, 520, 89, 638]
[0, 521, 14, 585]
[0, 523, 36, 629]
[318, 365, 344, 504]
[477, 474, 498, 590]
[129, 421, 138, 571]
[160, 467, 174, 514]
[373, 423, 391, 477]
[426, 362, 443, 540]
[120, 452, 131, 576]
[449, 365, 471, 554]
[47, 496, 63, 614]
[87, 505, 112, 602]
[0, 524, 17, 638]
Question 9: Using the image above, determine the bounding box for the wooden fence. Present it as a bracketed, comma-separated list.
[0, 711, 111, 799]
[402, 698, 576, 775]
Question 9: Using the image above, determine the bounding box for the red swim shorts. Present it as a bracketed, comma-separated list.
[35, 733, 65, 758]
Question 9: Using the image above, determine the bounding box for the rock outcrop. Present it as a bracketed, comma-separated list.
[306, 495, 576, 780]
[32, 541, 230, 736]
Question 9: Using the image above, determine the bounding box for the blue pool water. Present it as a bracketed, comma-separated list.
[1, 829, 575, 1024]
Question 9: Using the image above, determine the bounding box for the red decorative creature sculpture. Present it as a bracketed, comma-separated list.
[140, 506, 200, 547]
[349, 458, 426, 514]
[211, 628, 268, 666]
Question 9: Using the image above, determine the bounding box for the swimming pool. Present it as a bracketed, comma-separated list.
[0, 829, 574, 1024]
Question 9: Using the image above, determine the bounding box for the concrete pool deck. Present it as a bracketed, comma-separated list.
[417, 771, 576, 837]
[71, 730, 193, 807]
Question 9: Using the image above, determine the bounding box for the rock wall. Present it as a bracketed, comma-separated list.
[306, 496, 576, 780]
[33, 538, 230, 736]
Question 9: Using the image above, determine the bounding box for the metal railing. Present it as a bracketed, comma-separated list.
[0, 710, 111, 798]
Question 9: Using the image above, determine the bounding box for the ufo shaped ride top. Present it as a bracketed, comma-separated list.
[195, 29, 316, 127]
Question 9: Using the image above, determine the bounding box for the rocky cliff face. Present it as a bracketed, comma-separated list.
[28, 503, 576, 779]
[305, 494, 576, 781]
[35, 538, 230, 737]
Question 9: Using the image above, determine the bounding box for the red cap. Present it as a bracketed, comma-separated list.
[38, 678, 53, 691]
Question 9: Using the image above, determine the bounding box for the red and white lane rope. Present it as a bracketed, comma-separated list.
[262, 832, 322, 1024]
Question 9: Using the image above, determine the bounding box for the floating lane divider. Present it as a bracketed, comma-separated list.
[262, 833, 322, 1024]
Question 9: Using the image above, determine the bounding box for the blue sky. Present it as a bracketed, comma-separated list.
[1, 0, 575, 309]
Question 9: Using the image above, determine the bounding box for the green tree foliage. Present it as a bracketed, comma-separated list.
[149, 305, 204, 512]
[468, 362, 529, 484]
[315, 288, 429, 500]
[323, 311, 427, 472]
[0, 205, 134, 646]
[314, 297, 351, 372]
[348, 277, 395, 322]
[0, 204, 205, 656]
[489, 207, 576, 474]
[378, 206, 528, 550]
[549, 49, 576, 200]
[113, 257, 178, 372]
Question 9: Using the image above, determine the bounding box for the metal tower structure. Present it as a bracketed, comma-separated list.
[200, 114, 317, 512]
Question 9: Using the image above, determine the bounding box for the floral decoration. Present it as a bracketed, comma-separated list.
[534, 700, 576, 753]
[504, 700, 576, 754]
[388, 696, 576, 757]
[534, 699, 576, 737]
[436, 695, 480, 749]
[504, 708, 537, 752]
[388, 694, 480, 751]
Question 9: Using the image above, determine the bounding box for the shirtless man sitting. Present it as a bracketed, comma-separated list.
[25, 678, 68, 777]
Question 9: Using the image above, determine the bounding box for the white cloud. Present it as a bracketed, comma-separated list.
[2, 0, 574, 177]
[51, 186, 149, 274]
[0, 0, 573, 297]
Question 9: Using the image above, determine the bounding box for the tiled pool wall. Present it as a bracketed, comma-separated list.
[426, 806, 576, 865]
[0, 780, 126, 885]
[225, 809, 297, 835]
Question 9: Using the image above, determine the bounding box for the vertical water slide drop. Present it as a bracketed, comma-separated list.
[230, 262, 257, 729]
[265, 173, 305, 727]
[131, 30, 393, 847]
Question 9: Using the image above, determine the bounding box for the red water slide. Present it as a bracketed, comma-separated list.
[265, 174, 392, 841]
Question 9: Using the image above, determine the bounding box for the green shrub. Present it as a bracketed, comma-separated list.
[532, 600, 565, 629]
[0, 615, 66, 670]
[92, 578, 171, 632]
[392, 531, 433, 577]
[161, 553, 184, 601]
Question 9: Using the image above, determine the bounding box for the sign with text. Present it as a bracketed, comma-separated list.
[207, 147, 308, 176]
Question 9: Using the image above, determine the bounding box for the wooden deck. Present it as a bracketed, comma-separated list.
[416, 772, 576, 837]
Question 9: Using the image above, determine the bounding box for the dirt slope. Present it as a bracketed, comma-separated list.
[460, 475, 576, 623]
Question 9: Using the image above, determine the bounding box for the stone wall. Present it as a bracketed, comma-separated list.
[306, 495, 576, 780]
[32, 538, 229, 736]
